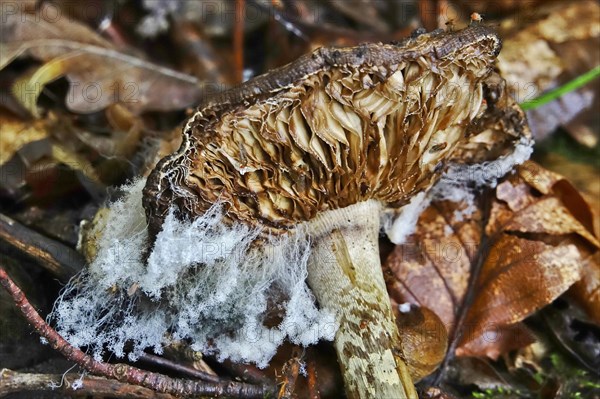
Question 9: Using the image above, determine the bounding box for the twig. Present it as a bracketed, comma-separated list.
[0, 213, 84, 279]
[277, 347, 303, 399]
[0, 265, 277, 398]
[432, 189, 494, 385]
[165, 344, 220, 379]
[420, 0, 443, 31]
[137, 352, 221, 383]
[234, 0, 245, 83]
[306, 348, 320, 399]
[0, 369, 175, 398]
[219, 358, 274, 386]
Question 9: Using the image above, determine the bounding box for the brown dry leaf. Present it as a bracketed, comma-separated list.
[385, 160, 599, 360]
[0, 110, 123, 202]
[0, 111, 48, 165]
[569, 241, 600, 324]
[498, 0, 599, 101]
[0, 3, 203, 116]
[538, 163, 600, 324]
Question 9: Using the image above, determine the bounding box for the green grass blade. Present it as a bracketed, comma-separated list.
[519, 65, 600, 111]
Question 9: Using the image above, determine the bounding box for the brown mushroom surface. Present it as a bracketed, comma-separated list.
[143, 26, 528, 399]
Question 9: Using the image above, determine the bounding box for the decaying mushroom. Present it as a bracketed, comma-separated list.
[141, 25, 529, 398]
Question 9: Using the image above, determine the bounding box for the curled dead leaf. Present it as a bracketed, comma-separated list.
[459, 236, 581, 357]
[518, 161, 600, 324]
[1, 3, 204, 116]
[0, 111, 48, 165]
[0, 110, 128, 203]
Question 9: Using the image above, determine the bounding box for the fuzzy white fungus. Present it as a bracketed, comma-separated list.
[50, 178, 335, 367]
[50, 138, 532, 367]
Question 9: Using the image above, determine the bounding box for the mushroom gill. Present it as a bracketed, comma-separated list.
[144, 26, 501, 236]
[143, 26, 524, 399]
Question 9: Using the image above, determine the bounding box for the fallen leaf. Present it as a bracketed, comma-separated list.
[0, 111, 112, 203]
[385, 161, 599, 361]
[457, 323, 535, 360]
[458, 236, 580, 358]
[385, 202, 474, 332]
[535, 150, 600, 236]
[520, 159, 600, 324]
[1, 3, 203, 116]
[0, 111, 48, 165]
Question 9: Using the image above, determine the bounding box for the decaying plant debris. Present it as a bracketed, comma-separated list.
[0, 1, 599, 399]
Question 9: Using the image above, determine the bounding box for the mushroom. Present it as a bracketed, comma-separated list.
[143, 26, 518, 398]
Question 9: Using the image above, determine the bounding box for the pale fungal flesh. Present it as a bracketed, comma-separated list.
[139, 26, 532, 399]
[305, 200, 417, 398]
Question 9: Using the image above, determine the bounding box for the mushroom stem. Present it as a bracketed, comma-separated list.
[306, 200, 417, 399]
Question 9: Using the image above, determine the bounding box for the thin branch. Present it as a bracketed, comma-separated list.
[0, 265, 277, 398]
[277, 347, 303, 399]
[0, 369, 176, 399]
[137, 352, 221, 383]
[234, 0, 245, 84]
[432, 189, 494, 386]
[219, 358, 274, 386]
[0, 213, 84, 279]
[306, 348, 321, 399]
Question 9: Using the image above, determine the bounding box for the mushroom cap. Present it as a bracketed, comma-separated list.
[144, 26, 502, 236]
